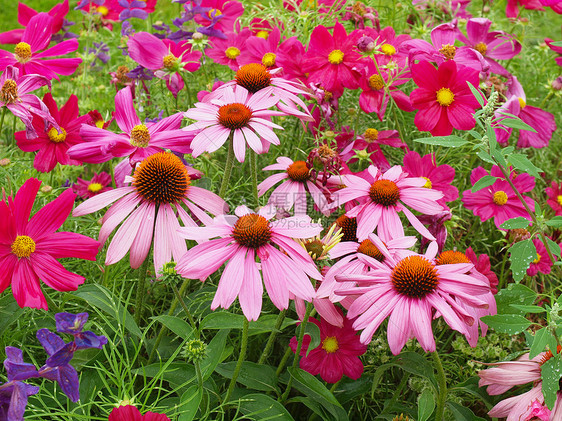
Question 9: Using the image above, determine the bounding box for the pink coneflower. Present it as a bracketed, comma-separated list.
[0, 178, 100, 310]
[527, 238, 556, 276]
[176, 206, 322, 321]
[239, 28, 281, 68]
[183, 84, 284, 163]
[68, 86, 191, 165]
[335, 237, 492, 352]
[15, 93, 92, 173]
[258, 157, 329, 215]
[465, 246, 498, 294]
[73, 152, 227, 273]
[462, 165, 535, 229]
[402, 150, 459, 203]
[0, 13, 81, 80]
[302, 21, 366, 92]
[73, 172, 113, 199]
[108, 405, 170, 421]
[289, 312, 367, 383]
[332, 164, 444, 242]
[546, 181, 562, 216]
[205, 29, 251, 71]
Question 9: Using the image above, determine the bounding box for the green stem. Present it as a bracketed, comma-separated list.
[223, 318, 249, 404]
[258, 310, 286, 364]
[0, 107, 7, 142]
[219, 133, 235, 199]
[171, 282, 199, 338]
[275, 346, 293, 377]
[249, 150, 259, 208]
[195, 361, 203, 389]
[134, 206, 158, 326]
[432, 351, 448, 421]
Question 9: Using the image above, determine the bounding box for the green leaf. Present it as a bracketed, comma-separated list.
[239, 393, 294, 420]
[499, 118, 537, 132]
[471, 175, 498, 193]
[541, 354, 562, 409]
[547, 237, 562, 259]
[395, 352, 438, 391]
[476, 150, 495, 164]
[499, 217, 530, 229]
[216, 362, 279, 393]
[509, 239, 537, 282]
[480, 314, 532, 334]
[530, 328, 550, 359]
[301, 322, 321, 357]
[0, 294, 24, 338]
[546, 216, 562, 227]
[466, 81, 485, 107]
[134, 362, 195, 388]
[552, 41, 562, 47]
[200, 312, 295, 334]
[496, 284, 537, 315]
[413, 135, 468, 147]
[152, 315, 194, 339]
[178, 385, 202, 421]
[447, 402, 487, 421]
[507, 154, 542, 178]
[201, 329, 230, 380]
[510, 304, 546, 314]
[417, 389, 435, 421]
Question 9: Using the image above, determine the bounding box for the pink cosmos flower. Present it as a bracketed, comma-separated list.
[108, 405, 170, 421]
[258, 157, 329, 215]
[402, 150, 459, 202]
[73, 152, 227, 274]
[275, 36, 308, 83]
[465, 246, 498, 294]
[73, 172, 113, 199]
[302, 21, 366, 92]
[68, 86, 191, 165]
[546, 181, 562, 216]
[0, 178, 100, 310]
[332, 164, 444, 242]
[15, 93, 91, 173]
[545, 37, 562, 66]
[505, 0, 544, 18]
[335, 237, 493, 352]
[183, 85, 284, 163]
[410, 60, 481, 136]
[462, 165, 535, 229]
[340, 128, 405, 172]
[205, 29, 251, 71]
[81, 0, 158, 22]
[238, 28, 281, 68]
[527, 238, 556, 276]
[194, 0, 244, 35]
[363, 26, 411, 69]
[176, 206, 322, 321]
[0, 13, 81, 80]
[289, 312, 367, 383]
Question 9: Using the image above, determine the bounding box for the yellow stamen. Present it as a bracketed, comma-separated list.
[0, 79, 18, 104]
[47, 127, 67, 143]
[328, 50, 344, 65]
[261, 52, 276, 67]
[11, 235, 36, 258]
[474, 42, 487, 56]
[162, 54, 177, 70]
[321, 336, 339, 353]
[380, 43, 396, 56]
[518, 98, 526, 109]
[130, 124, 150, 148]
[225, 47, 241, 59]
[97, 5, 109, 16]
[88, 183, 104, 193]
[422, 177, 432, 189]
[14, 42, 32, 63]
[256, 30, 269, 39]
[436, 88, 455, 106]
[493, 191, 508, 205]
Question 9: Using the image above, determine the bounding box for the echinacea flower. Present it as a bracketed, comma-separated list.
[335, 237, 493, 352]
[546, 181, 562, 216]
[462, 165, 535, 229]
[0, 178, 100, 310]
[176, 206, 322, 321]
[289, 312, 367, 383]
[0, 13, 81, 80]
[332, 164, 444, 242]
[73, 172, 113, 199]
[183, 84, 284, 162]
[205, 29, 251, 71]
[73, 152, 227, 274]
[108, 405, 171, 421]
[15, 93, 92, 173]
[410, 60, 481, 136]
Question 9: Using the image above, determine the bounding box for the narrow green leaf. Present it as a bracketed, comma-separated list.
[546, 216, 562, 227]
[547, 237, 562, 258]
[417, 389, 435, 421]
[508, 154, 542, 177]
[471, 175, 497, 193]
[466, 81, 485, 107]
[529, 328, 549, 359]
[500, 118, 537, 132]
[152, 315, 193, 339]
[509, 304, 546, 314]
[216, 362, 279, 392]
[551, 41, 562, 47]
[178, 385, 202, 421]
[499, 217, 530, 229]
[413, 135, 468, 147]
[239, 394, 295, 420]
[447, 402, 487, 421]
[476, 150, 495, 164]
[480, 314, 532, 334]
[509, 239, 537, 282]
[541, 354, 562, 409]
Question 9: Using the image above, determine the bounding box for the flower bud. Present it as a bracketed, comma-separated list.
[183, 339, 207, 363]
[552, 76, 562, 91]
[357, 35, 375, 53]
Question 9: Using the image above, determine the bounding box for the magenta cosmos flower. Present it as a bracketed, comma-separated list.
[0, 178, 100, 310]
[332, 165, 444, 242]
[335, 237, 492, 352]
[289, 312, 367, 383]
[176, 206, 322, 321]
[546, 181, 562, 216]
[68, 86, 191, 165]
[465, 246, 498, 294]
[410, 60, 481, 136]
[527, 238, 556, 276]
[258, 157, 329, 215]
[340, 128, 406, 172]
[205, 29, 251, 71]
[0, 13, 80, 80]
[302, 21, 366, 93]
[362, 26, 411, 69]
[15, 93, 92, 173]
[238, 28, 281, 68]
[73, 172, 113, 199]
[462, 165, 535, 229]
[183, 85, 284, 163]
[73, 152, 227, 274]
[546, 37, 562, 66]
[194, 0, 244, 35]
[108, 405, 170, 421]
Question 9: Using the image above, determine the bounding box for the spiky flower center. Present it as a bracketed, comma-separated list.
[436, 250, 470, 265]
[261, 52, 276, 67]
[225, 46, 241, 59]
[97, 5, 109, 16]
[14, 42, 32, 62]
[133, 152, 190, 204]
[518, 97, 526, 109]
[380, 43, 396, 56]
[88, 182, 104, 193]
[162, 54, 177, 70]
[492, 191, 508, 205]
[369, 179, 400, 207]
[368, 74, 384, 90]
[47, 127, 67, 143]
[217, 103, 252, 130]
[304, 239, 325, 260]
[557, 195, 562, 206]
[322, 336, 339, 353]
[391, 255, 439, 298]
[208, 8, 222, 17]
[287, 160, 310, 182]
[130, 124, 151, 148]
[436, 88, 455, 106]
[540, 346, 562, 366]
[256, 30, 269, 39]
[357, 239, 385, 262]
[474, 42, 487, 55]
[11, 235, 36, 258]
[235, 63, 272, 93]
[422, 177, 432, 189]
[328, 49, 344, 65]
[0, 79, 18, 104]
[364, 128, 379, 143]
[232, 214, 272, 248]
[439, 44, 456, 60]
[335, 215, 357, 242]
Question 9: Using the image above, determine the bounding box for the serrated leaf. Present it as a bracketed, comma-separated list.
[541, 354, 562, 409]
[471, 175, 497, 192]
[499, 217, 530, 229]
[500, 118, 537, 132]
[546, 216, 562, 227]
[413, 135, 468, 147]
[529, 328, 549, 359]
[480, 314, 532, 334]
[509, 239, 537, 282]
[496, 284, 537, 314]
[508, 154, 542, 177]
[417, 389, 435, 421]
[466, 81, 485, 107]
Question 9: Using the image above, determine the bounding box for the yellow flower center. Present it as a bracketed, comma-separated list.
[162, 54, 177, 70]
[364, 128, 379, 143]
[208, 8, 222, 17]
[95, 120, 105, 129]
[532, 253, 541, 264]
[130, 124, 150, 148]
[47, 127, 67, 143]
[557, 195, 562, 206]
[493, 190, 508, 205]
[261, 52, 276, 67]
[380, 43, 396, 56]
[328, 49, 344, 65]
[436, 88, 455, 106]
[0, 79, 18, 104]
[97, 5, 109, 16]
[422, 177, 432, 189]
[474, 42, 487, 56]
[256, 30, 269, 39]
[11, 235, 36, 258]
[88, 182, 104, 193]
[321, 336, 339, 353]
[14, 42, 32, 63]
[439, 44, 457, 60]
[368, 74, 384, 90]
[225, 46, 241, 59]
[518, 98, 526, 109]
